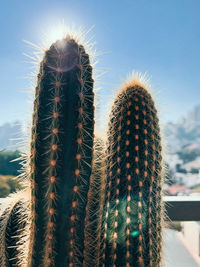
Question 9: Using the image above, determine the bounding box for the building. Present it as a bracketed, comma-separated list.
[181, 221, 200, 264]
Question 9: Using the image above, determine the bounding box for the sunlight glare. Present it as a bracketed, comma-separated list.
[42, 21, 74, 49]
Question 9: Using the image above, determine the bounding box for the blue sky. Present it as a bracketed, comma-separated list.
[0, 0, 200, 127]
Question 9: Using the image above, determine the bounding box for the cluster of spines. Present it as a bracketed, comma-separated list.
[0, 192, 29, 267]
[102, 78, 163, 267]
[27, 36, 94, 267]
[28, 60, 44, 266]
[83, 138, 106, 266]
[150, 107, 163, 266]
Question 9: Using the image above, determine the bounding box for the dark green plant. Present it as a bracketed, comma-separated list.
[0, 182, 10, 198]
[101, 76, 164, 267]
[0, 150, 21, 176]
[83, 138, 106, 266]
[0, 190, 29, 267]
[0, 175, 23, 198]
[27, 36, 94, 267]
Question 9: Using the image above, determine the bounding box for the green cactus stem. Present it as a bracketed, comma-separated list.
[83, 138, 106, 267]
[0, 191, 29, 267]
[28, 36, 94, 267]
[102, 75, 164, 267]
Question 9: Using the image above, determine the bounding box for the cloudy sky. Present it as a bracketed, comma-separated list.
[0, 0, 200, 127]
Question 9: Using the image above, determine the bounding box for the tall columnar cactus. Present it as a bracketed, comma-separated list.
[102, 76, 164, 267]
[83, 138, 106, 266]
[27, 36, 94, 267]
[0, 32, 165, 267]
[0, 190, 29, 267]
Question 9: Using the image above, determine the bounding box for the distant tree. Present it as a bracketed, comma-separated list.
[191, 168, 199, 174]
[176, 164, 187, 173]
[0, 175, 23, 198]
[0, 182, 10, 197]
[193, 185, 200, 194]
[0, 150, 21, 176]
[165, 162, 175, 185]
[177, 148, 200, 163]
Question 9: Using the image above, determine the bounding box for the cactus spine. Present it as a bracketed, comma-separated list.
[102, 76, 164, 267]
[28, 36, 94, 267]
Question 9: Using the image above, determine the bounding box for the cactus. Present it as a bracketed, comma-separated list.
[83, 137, 106, 266]
[0, 30, 165, 267]
[0, 190, 29, 267]
[102, 75, 164, 267]
[27, 36, 94, 267]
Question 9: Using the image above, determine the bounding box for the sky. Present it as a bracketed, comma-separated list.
[0, 0, 200, 128]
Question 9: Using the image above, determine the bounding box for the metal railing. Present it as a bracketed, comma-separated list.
[1, 196, 200, 221]
[164, 196, 200, 221]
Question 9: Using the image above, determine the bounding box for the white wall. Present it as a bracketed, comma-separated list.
[182, 222, 200, 260]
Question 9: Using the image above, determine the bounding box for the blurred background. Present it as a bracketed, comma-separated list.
[0, 1, 200, 266]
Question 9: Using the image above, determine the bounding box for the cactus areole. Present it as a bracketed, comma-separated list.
[28, 37, 94, 267]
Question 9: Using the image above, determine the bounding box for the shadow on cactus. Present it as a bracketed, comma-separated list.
[0, 189, 30, 267]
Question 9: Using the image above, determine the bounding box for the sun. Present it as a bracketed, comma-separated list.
[44, 20, 69, 46]
[40, 21, 92, 52]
